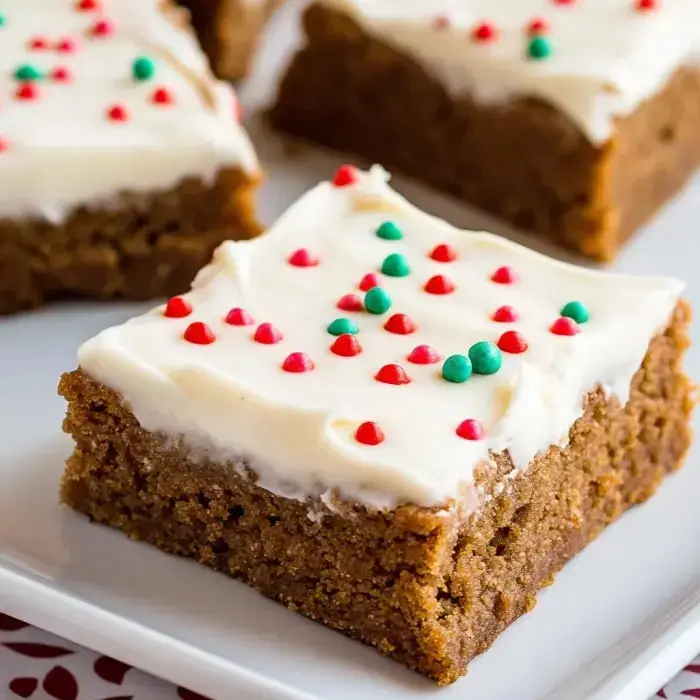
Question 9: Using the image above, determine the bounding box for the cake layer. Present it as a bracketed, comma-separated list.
[58, 300, 694, 684]
[76, 166, 683, 510]
[0, 0, 259, 222]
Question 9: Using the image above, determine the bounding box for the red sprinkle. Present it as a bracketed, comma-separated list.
[0, 138, 8, 154]
[550, 317, 580, 336]
[527, 18, 549, 34]
[434, 16, 450, 30]
[424, 274, 456, 295]
[429, 243, 458, 263]
[15, 83, 39, 101]
[282, 352, 315, 373]
[77, 0, 100, 9]
[337, 293, 364, 312]
[57, 38, 76, 53]
[254, 322, 283, 344]
[225, 307, 254, 326]
[491, 266, 519, 284]
[151, 87, 174, 105]
[407, 344, 440, 365]
[51, 67, 72, 82]
[552, 0, 575, 4]
[184, 322, 215, 345]
[472, 22, 497, 42]
[635, 0, 657, 9]
[355, 421, 384, 446]
[91, 19, 114, 36]
[288, 248, 319, 267]
[29, 37, 48, 50]
[358, 273, 380, 291]
[330, 333, 362, 357]
[163, 296, 192, 318]
[375, 364, 411, 386]
[497, 330, 529, 354]
[384, 313, 417, 335]
[331, 164, 358, 188]
[456, 419, 484, 441]
[107, 104, 128, 122]
[492, 305, 519, 323]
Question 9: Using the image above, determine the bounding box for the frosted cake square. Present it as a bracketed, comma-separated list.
[0, 0, 261, 314]
[59, 165, 694, 685]
[271, 0, 700, 261]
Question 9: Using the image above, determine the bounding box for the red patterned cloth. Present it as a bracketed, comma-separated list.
[0, 612, 697, 699]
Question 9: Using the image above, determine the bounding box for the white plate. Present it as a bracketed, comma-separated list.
[1, 2, 700, 699]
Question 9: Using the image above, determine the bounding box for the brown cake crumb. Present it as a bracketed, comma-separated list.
[58, 301, 694, 685]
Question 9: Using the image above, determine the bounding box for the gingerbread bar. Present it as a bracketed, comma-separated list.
[178, 0, 283, 81]
[0, 0, 262, 315]
[270, 1, 700, 261]
[59, 165, 694, 685]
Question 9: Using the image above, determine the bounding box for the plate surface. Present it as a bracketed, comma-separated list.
[1, 2, 700, 699]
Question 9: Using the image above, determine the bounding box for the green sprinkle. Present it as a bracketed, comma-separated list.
[375, 221, 403, 241]
[381, 253, 410, 278]
[14, 64, 42, 81]
[364, 287, 392, 315]
[132, 56, 156, 81]
[468, 341, 503, 375]
[560, 300, 589, 324]
[0, 13, 6, 27]
[528, 36, 552, 61]
[442, 354, 473, 384]
[327, 317, 359, 336]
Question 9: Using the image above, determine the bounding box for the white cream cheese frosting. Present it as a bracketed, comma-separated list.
[319, 0, 700, 143]
[0, 0, 259, 223]
[78, 166, 683, 511]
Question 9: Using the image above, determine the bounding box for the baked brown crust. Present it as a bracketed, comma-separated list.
[178, 0, 283, 81]
[269, 4, 700, 262]
[0, 168, 261, 315]
[58, 301, 694, 685]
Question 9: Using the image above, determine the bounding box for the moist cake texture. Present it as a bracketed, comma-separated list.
[0, 0, 261, 314]
[270, 0, 700, 261]
[60, 165, 694, 684]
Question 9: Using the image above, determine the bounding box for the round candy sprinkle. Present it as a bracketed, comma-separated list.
[0, 138, 9, 153]
[407, 344, 440, 365]
[635, 0, 657, 9]
[0, 13, 5, 26]
[91, 19, 114, 36]
[15, 82, 39, 100]
[133, 56, 156, 81]
[468, 341, 503, 375]
[384, 313, 417, 335]
[152, 86, 174, 105]
[550, 317, 580, 336]
[184, 322, 215, 345]
[331, 333, 362, 357]
[359, 273, 379, 291]
[57, 38, 76, 53]
[472, 22, 497, 42]
[355, 421, 384, 446]
[528, 36, 552, 60]
[327, 318, 358, 336]
[163, 296, 192, 318]
[442, 354, 472, 384]
[337, 293, 363, 312]
[492, 305, 518, 323]
[364, 287, 392, 315]
[282, 352, 314, 373]
[254, 322, 283, 344]
[497, 330, 528, 354]
[51, 67, 71, 82]
[14, 64, 42, 81]
[424, 274, 455, 295]
[527, 18, 548, 34]
[375, 221, 403, 241]
[434, 15, 450, 30]
[381, 253, 410, 277]
[332, 164, 358, 188]
[288, 248, 319, 267]
[107, 104, 128, 122]
[456, 419, 484, 441]
[29, 36, 48, 50]
[225, 307, 254, 326]
[77, 0, 100, 9]
[375, 363, 411, 385]
[491, 266, 518, 284]
[560, 300, 589, 323]
[429, 243, 457, 263]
